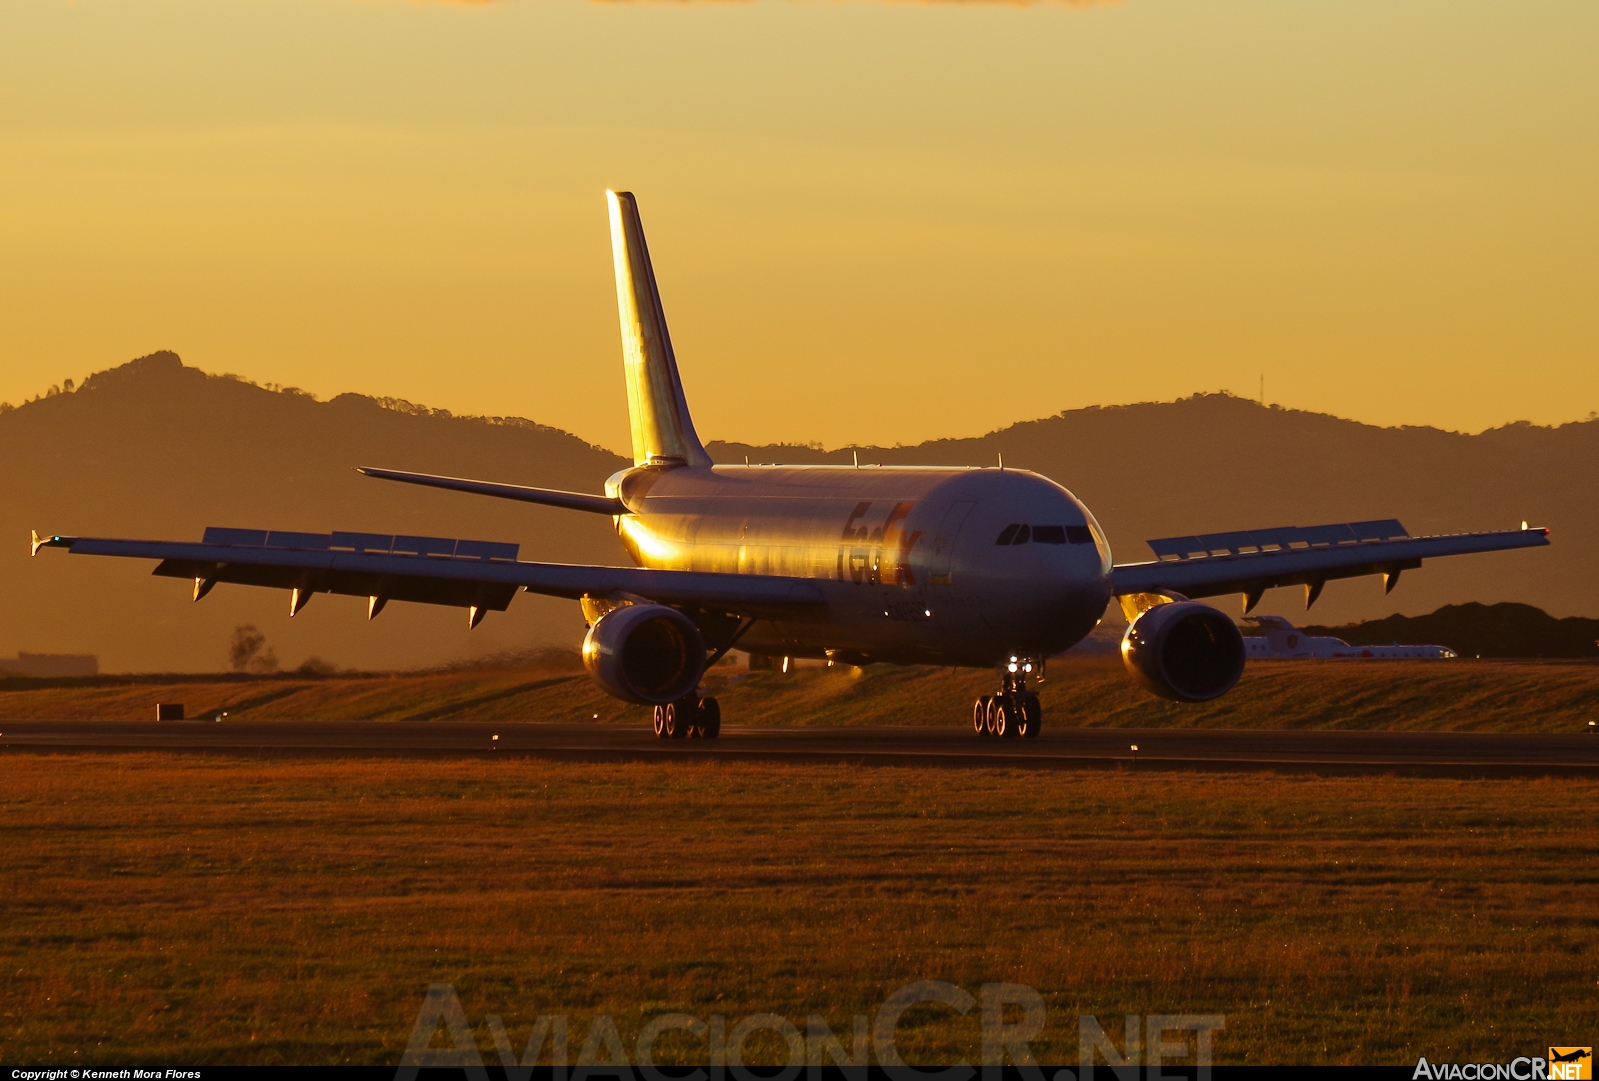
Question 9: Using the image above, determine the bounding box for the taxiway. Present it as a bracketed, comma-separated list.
[2, 719, 1595, 777]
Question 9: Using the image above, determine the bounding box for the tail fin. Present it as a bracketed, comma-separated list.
[607, 190, 710, 468]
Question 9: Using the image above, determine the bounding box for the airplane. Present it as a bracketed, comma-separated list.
[32, 191, 1551, 741]
[1241, 615, 1457, 659]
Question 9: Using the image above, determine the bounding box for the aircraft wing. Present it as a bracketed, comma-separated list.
[31, 526, 824, 623]
[1111, 518, 1550, 610]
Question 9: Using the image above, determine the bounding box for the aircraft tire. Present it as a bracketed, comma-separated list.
[973, 696, 992, 736]
[699, 697, 721, 739]
[1019, 693, 1042, 739]
[993, 699, 1018, 738]
[664, 700, 692, 739]
[652, 705, 668, 738]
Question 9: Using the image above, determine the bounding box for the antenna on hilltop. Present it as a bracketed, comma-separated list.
[1259, 374, 1264, 406]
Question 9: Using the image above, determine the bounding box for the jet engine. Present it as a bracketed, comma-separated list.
[1121, 601, 1246, 703]
[582, 603, 706, 705]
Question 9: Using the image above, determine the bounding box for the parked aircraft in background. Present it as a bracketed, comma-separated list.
[1242, 616, 1457, 659]
[0, 652, 100, 678]
[34, 192, 1549, 742]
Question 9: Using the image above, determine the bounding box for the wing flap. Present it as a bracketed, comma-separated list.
[1145, 518, 1409, 561]
[1113, 527, 1550, 601]
[151, 557, 520, 611]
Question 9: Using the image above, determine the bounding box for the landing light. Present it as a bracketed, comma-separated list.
[1007, 662, 1018, 673]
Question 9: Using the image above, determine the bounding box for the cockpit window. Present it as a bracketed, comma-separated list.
[1002, 524, 1096, 546]
[999, 524, 1095, 546]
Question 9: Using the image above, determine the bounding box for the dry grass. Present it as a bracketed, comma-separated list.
[2, 754, 1596, 1066]
[4, 655, 1599, 733]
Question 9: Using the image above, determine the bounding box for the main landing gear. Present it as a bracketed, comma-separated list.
[652, 696, 721, 739]
[973, 663, 1042, 739]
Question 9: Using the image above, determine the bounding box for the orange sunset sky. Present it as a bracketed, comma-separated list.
[2, 0, 1595, 453]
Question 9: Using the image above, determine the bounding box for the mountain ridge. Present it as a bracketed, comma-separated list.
[1307, 602, 1599, 659]
[4, 352, 1591, 671]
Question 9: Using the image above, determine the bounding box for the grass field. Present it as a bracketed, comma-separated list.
[3, 654, 1598, 732]
[3, 753, 1597, 1066]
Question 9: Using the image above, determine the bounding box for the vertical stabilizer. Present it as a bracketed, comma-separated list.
[607, 190, 711, 468]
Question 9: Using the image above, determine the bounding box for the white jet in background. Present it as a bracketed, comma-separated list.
[1242, 616, 1457, 660]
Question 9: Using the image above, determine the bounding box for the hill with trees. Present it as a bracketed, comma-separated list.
[3, 352, 1593, 670]
[1307, 602, 1599, 659]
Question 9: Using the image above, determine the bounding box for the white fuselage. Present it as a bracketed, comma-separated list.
[1241, 616, 1456, 659]
[1244, 636, 1457, 660]
[604, 463, 1114, 667]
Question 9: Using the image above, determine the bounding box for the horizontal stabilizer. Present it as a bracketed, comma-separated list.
[358, 467, 626, 516]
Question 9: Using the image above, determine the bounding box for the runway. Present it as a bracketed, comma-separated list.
[2, 718, 1596, 776]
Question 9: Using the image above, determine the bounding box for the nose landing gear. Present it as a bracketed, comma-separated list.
[973, 659, 1042, 739]
[652, 696, 721, 739]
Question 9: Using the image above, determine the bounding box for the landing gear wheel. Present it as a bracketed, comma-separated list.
[652, 705, 668, 738]
[1018, 692, 1042, 739]
[698, 697, 721, 739]
[983, 657, 1042, 746]
[973, 696, 993, 737]
[663, 700, 692, 739]
[993, 698, 1019, 738]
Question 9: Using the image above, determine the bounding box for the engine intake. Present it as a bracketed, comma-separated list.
[582, 603, 706, 705]
[1121, 601, 1246, 703]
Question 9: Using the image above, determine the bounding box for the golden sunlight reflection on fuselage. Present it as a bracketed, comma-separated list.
[605, 463, 1112, 666]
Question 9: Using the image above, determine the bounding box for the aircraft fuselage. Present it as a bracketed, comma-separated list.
[606, 463, 1114, 667]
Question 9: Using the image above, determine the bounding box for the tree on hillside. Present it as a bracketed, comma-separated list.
[228, 624, 279, 674]
[1306, 602, 1599, 658]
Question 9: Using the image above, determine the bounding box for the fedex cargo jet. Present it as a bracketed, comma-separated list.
[34, 192, 1549, 741]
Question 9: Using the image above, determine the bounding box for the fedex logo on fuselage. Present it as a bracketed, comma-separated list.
[837, 501, 923, 586]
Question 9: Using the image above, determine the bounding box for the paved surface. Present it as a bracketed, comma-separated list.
[2, 719, 1597, 776]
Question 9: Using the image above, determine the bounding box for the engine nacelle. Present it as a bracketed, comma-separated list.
[582, 603, 706, 705]
[1121, 601, 1246, 703]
